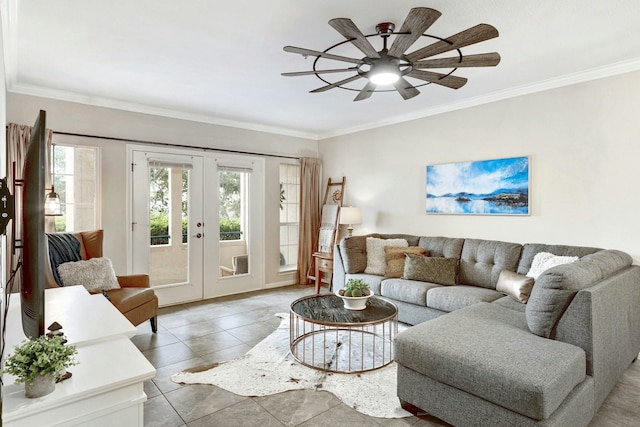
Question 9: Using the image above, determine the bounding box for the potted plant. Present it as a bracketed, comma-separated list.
[3, 335, 78, 398]
[336, 278, 374, 310]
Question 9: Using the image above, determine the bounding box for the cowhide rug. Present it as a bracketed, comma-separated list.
[171, 313, 410, 419]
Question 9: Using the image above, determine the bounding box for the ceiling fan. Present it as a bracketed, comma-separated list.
[282, 7, 501, 101]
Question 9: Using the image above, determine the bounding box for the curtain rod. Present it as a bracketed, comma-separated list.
[52, 130, 300, 160]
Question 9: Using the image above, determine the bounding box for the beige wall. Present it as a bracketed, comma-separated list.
[320, 71, 640, 263]
[8, 69, 640, 285]
[6, 94, 318, 287]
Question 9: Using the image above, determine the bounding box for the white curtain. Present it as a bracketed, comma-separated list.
[6, 123, 54, 292]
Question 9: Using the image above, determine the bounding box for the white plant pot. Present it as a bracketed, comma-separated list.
[335, 290, 374, 310]
[24, 373, 56, 398]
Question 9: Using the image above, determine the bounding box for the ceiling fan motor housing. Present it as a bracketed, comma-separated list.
[376, 22, 395, 36]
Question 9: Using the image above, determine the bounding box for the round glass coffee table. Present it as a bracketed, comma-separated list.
[289, 294, 398, 373]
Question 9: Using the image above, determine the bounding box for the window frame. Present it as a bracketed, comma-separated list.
[51, 142, 101, 232]
[278, 160, 300, 272]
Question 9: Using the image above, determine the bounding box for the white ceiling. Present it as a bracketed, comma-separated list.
[3, 0, 640, 140]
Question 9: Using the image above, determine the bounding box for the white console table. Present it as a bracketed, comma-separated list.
[2, 286, 156, 426]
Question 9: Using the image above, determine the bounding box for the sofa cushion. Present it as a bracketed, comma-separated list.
[492, 296, 526, 312]
[516, 243, 600, 275]
[380, 278, 441, 306]
[395, 303, 586, 420]
[526, 249, 632, 338]
[364, 237, 408, 275]
[340, 236, 369, 274]
[427, 285, 503, 312]
[384, 246, 426, 278]
[104, 287, 156, 314]
[496, 270, 534, 303]
[458, 239, 522, 289]
[403, 254, 458, 285]
[417, 236, 464, 258]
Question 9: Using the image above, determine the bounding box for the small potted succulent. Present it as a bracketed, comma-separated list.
[336, 278, 374, 310]
[2, 335, 78, 398]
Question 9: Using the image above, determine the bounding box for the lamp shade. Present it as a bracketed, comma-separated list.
[339, 207, 362, 225]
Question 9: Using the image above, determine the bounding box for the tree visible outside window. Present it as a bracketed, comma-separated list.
[52, 145, 99, 232]
[149, 167, 170, 245]
[219, 171, 242, 240]
[279, 163, 299, 270]
[149, 167, 190, 245]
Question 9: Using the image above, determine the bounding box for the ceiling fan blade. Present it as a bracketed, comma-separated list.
[388, 7, 441, 57]
[413, 52, 501, 69]
[282, 67, 358, 77]
[310, 75, 363, 93]
[284, 46, 364, 65]
[406, 24, 499, 62]
[329, 18, 380, 58]
[393, 78, 420, 100]
[354, 81, 377, 101]
[407, 70, 468, 89]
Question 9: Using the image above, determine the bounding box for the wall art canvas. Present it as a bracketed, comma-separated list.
[426, 156, 529, 215]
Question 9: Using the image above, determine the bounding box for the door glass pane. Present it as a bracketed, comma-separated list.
[219, 169, 249, 277]
[149, 166, 190, 286]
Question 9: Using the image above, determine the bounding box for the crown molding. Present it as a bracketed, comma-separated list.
[317, 57, 640, 139]
[8, 82, 319, 140]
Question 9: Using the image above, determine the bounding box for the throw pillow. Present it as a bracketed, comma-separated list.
[364, 237, 408, 275]
[57, 257, 121, 292]
[496, 270, 535, 303]
[402, 253, 458, 286]
[384, 246, 427, 278]
[527, 252, 579, 279]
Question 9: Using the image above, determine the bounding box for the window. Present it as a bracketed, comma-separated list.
[279, 163, 299, 270]
[52, 144, 99, 232]
[148, 163, 190, 246]
[219, 170, 245, 241]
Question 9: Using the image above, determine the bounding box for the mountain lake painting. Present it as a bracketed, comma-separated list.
[426, 156, 529, 215]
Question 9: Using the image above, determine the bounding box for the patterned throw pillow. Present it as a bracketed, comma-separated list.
[57, 257, 121, 292]
[526, 252, 579, 279]
[364, 237, 408, 275]
[384, 246, 427, 278]
[402, 253, 458, 286]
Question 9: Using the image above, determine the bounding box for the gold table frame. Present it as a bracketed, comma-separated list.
[289, 294, 398, 373]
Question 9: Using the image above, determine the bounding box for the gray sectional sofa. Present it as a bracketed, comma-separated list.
[333, 234, 640, 426]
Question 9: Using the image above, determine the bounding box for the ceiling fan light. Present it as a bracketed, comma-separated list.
[369, 71, 399, 85]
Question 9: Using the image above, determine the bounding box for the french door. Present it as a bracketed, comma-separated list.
[129, 147, 264, 306]
[204, 155, 264, 299]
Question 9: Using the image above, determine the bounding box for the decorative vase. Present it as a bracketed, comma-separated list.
[24, 373, 56, 398]
[335, 290, 374, 310]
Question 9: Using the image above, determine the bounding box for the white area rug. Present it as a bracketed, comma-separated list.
[171, 314, 410, 419]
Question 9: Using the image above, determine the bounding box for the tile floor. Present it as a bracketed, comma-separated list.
[133, 284, 640, 427]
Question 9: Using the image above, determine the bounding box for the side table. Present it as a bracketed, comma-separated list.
[312, 252, 333, 294]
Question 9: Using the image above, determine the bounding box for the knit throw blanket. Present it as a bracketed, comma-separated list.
[47, 233, 82, 286]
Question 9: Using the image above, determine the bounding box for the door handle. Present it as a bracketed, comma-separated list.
[193, 233, 203, 238]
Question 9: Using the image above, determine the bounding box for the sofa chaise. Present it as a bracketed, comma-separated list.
[333, 234, 640, 426]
